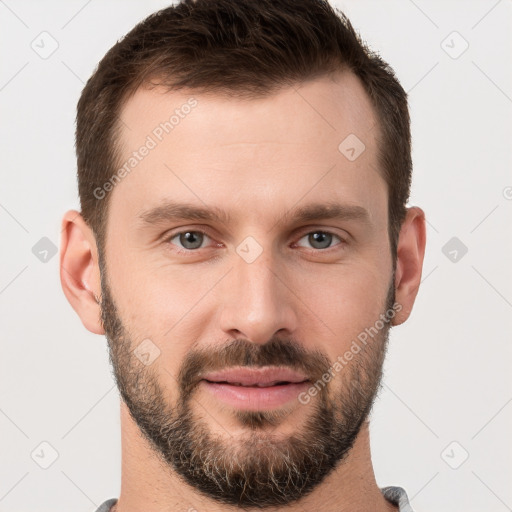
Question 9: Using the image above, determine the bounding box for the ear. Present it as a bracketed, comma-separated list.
[59, 210, 105, 335]
[391, 206, 426, 326]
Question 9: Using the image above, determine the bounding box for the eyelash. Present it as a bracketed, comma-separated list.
[163, 228, 346, 256]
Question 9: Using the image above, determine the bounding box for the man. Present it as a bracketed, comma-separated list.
[60, 0, 426, 510]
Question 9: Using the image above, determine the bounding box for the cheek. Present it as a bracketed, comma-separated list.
[105, 248, 215, 363]
[296, 260, 391, 351]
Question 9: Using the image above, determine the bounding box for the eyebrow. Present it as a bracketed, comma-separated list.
[137, 200, 371, 229]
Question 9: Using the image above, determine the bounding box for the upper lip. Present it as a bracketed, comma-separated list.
[200, 366, 309, 386]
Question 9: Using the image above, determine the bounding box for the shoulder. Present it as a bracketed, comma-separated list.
[381, 486, 415, 512]
[94, 498, 118, 512]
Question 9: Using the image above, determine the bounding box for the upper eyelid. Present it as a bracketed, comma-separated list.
[165, 227, 347, 249]
[294, 230, 345, 245]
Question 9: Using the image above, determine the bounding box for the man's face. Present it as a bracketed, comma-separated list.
[100, 72, 396, 507]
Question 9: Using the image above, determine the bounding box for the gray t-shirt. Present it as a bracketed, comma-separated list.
[94, 486, 414, 511]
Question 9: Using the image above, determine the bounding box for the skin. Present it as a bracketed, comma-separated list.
[60, 70, 426, 511]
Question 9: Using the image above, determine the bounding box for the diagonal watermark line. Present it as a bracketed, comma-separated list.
[407, 62, 439, 94]
[61, 470, 98, 507]
[0, 202, 29, 233]
[61, 0, 93, 29]
[267, 267, 337, 337]
[61, 384, 117, 439]
[116, 113, 131, 132]
[410, 471, 439, 501]
[61, 60, 85, 84]
[163, 267, 234, 337]
[471, 265, 512, 308]
[0, 0, 29, 28]
[425, 218, 439, 234]
[472, 471, 512, 511]
[472, 396, 512, 439]
[384, 382, 439, 438]
[420, 265, 438, 284]
[0, 472, 29, 502]
[470, 204, 499, 233]
[0, 408, 29, 438]
[472, 61, 512, 104]
[291, 85, 337, 131]
[0, 61, 29, 92]
[266, 164, 337, 234]
[471, 0, 502, 30]
[407, 0, 439, 28]
[0, 266, 28, 296]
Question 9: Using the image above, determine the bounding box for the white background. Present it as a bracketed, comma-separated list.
[0, 1, 511, 511]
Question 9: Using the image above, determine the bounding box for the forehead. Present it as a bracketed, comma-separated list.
[109, 71, 385, 231]
[118, 71, 378, 154]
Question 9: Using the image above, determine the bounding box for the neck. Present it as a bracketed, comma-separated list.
[112, 402, 397, 512]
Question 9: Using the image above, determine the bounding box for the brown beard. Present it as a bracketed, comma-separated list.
[99, 254, 395, 508]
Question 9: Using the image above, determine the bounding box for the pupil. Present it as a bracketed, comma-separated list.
[310, 232, 331, 249]
[181, 231, 202, 249]
[178, 232, 332, 250]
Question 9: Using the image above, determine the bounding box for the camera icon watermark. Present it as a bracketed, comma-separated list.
[236, 236, 263, 263]
[133, 338, 161, 366]
[441, 31, 469, 60]
[440, 441, 469, 469]
[338, 133, 366, 162]
[32, 236, 58, 263]
[30, 31, 59, 59]
[31, 441, 59, 469]
[442, 236, 468, 263]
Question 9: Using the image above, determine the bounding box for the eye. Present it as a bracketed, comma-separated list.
[163, 228, 345, 256]
[295, 230, 344, 251]
[166, 230, 212, 252]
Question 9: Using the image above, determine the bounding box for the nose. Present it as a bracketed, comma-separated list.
[218, 245, 298, 345]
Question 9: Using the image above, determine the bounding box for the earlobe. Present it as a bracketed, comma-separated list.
[59, 210, 105, 335]
[391, 206, 426, 326]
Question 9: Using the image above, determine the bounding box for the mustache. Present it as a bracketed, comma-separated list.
[177, 337, 331, 400]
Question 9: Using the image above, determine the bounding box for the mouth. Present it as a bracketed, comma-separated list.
[199, 366, 311, 410]
[203, 380, 301, 387]
[201, 365, 309, 386]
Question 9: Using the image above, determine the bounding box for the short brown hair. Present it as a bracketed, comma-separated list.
[76, 0, 412, 260]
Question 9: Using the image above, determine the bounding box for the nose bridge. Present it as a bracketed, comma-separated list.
[218, 240, 297, 344]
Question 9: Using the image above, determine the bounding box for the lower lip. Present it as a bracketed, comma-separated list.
[200, 380, 310, 410]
